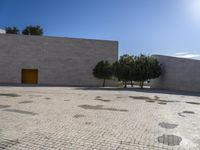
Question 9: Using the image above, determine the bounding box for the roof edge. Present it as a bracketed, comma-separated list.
[152, 54, 200, 61]
[0, 33, 118, 43]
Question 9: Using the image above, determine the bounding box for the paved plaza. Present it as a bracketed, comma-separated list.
[0, 87, 200, 150]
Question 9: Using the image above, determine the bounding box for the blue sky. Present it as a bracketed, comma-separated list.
[0, 0, 200, 59]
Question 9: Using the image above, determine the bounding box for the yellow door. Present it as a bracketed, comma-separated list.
[22, 69, 38, 84]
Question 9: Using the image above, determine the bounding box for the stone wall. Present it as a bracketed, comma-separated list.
[0, 34, 118, 86]
[150, 55, 200, 92]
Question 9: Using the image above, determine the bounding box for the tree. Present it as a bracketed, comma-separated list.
[133, 55, 161, 88]
[93, 61, 113, 87]
[5, 27, 20, 34]
[112, 55, 134, 88]
[22, 25, 43, 35]
[129, 59, 136, 87]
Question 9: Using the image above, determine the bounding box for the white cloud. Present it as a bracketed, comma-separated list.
[175, 52, 190, 55]
[174, 51, 200, 60]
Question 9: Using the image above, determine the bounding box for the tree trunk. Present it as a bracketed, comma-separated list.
[131, 81, 133, 87]
[140, 81, 144, 89]
[102, 79, 106, 87]
[124, 81, 127, 88]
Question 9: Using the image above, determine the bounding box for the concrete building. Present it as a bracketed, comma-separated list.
[150, 55, 200, 92]
[0, 34, 118, 86]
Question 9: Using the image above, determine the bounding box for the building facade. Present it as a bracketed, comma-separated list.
[150, 55, 200, 92]
[0, 34, 118, 86]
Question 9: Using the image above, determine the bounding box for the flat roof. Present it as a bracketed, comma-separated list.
[0, 33, 118, 43]
[152, 54, 200, 62]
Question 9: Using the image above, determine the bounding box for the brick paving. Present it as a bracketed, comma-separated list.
[0, 87, 200, 150]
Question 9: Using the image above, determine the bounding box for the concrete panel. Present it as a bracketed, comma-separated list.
[150, 55, 200, 92]
[0, 34, 118, 86]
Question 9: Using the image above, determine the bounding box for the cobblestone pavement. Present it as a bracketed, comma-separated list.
[0, 87, 200, 150]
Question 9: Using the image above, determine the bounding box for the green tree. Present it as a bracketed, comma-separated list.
[22, 25, 43, 35]
[93, 61, 113, 87]
[129, 59, 136, 87]
[5, 27, 20, 34]
[133, 55, 161, 88]
[112, 55, 134, 88]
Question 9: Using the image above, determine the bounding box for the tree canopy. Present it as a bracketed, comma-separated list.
[131, 55, 162, 88]
[93, 61, 113, 87]
[22, 25, 43, 35]
[112, 55, 134, 88]
[94, 54, 162, 88]
[5, 27, 20, 34]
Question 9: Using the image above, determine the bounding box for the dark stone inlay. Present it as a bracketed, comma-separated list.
[96, 96, 102, 99]
[45, 98, 51, 100]
[0, 93, 20, 97]
[129, 96, 151, 100]
[178, 113, 186, 117]
[159, 122, 178, 129]
[183, 111, 195, 114]
[154, 96, 160, 100]
[74, 114, 85, 118]
[0, 105, 10, 109]
[129, 96, 178, 103]
[186, 102, 200, 105]
[78, 105, 128, 112]
[146, 100, 155, 103]
[157, 135, 182, 146]
[19, 101, 33, 104]
[94, 98, 110, 102]
[158, 100, 178, 103]
[64, 100, 70, 101]
[85, 122, 91, 125]
[3, 109, 38, 116]
[158, 102, 167, 105]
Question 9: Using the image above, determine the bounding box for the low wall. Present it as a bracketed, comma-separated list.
[150, 55, 200, 92]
